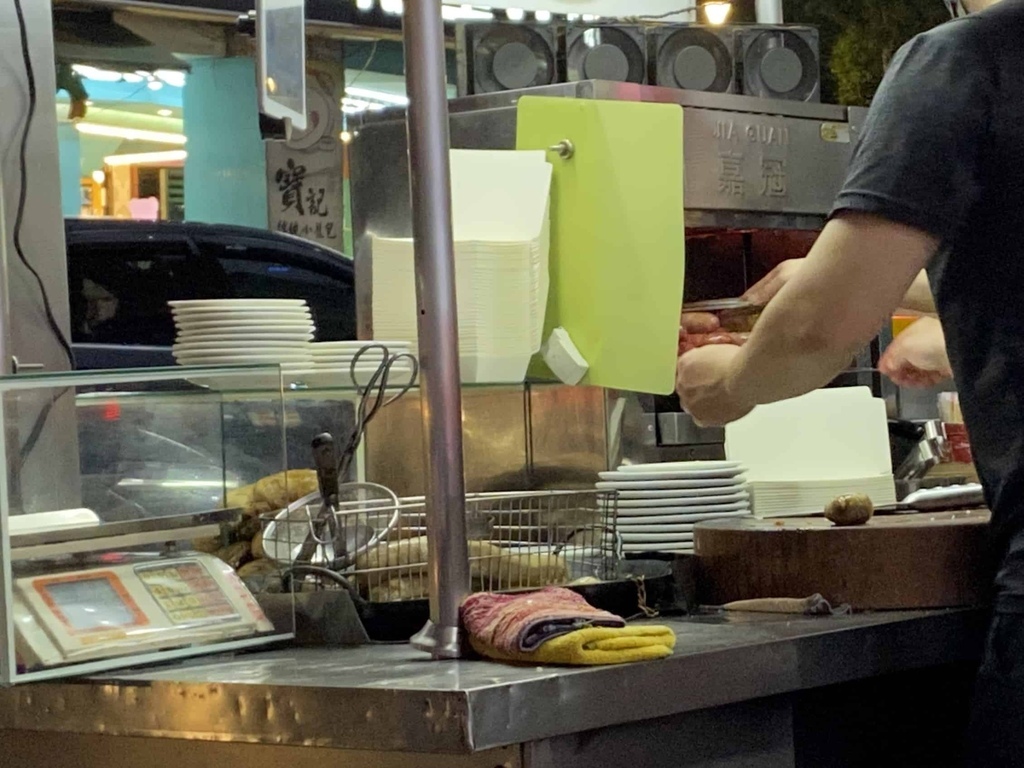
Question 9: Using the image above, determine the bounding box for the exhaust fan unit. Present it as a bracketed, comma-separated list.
[650, 26, 737, 94]
[456, 23, 558, 96]
[567, 24, 646, 84]
[737, 26, 821, 102]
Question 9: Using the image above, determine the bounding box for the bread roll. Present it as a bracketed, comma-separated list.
[253, 469, 319, 510]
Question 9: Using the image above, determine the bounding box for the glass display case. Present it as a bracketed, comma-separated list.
[0, 365, 339, 684]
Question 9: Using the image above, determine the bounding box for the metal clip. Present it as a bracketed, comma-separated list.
[548, 139, 575, 160]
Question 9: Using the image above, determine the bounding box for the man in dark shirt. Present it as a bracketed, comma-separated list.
[676, 0, 1024, 763]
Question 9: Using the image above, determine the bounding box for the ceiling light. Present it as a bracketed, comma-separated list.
[76, 122, 187, 145]
[534, 10, 552, 22]
[122, 73, 145, 84]
[147, 81, 164, 91]
[71, 65, 122, 83]
[104, 150, 187, 167]
[91, 170, 106, 185]
[340, 130, 353, 143]
[506, 7, 525, 20]
[356, 0, 374, 8]
[702, 1, 732, 25]
[380, 0, 403, 13]
[566, 13, 580, 21]
[441, 4, 494, 20]
[154, 69, 186, 88]
[582, 14, 599, 21]
[345, 86, 409, 105]
[157, 108, 173, 117]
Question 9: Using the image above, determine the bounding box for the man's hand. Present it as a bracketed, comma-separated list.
[676, 345, 755, 427]
[879, 316, 952, 388]
[742, 259, 804, 306]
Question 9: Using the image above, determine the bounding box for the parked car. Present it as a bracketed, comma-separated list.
[65, 218, 357, 370]
[66, 219, 359, 518]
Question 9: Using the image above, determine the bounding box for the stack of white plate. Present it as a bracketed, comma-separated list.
[596, 461, 751, 555]
[170, 299, 315, 367]
[309, 341, 417, 386]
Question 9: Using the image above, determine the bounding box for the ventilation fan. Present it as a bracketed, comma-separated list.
[456, 23, 558, 96]
[566, 25, 646, 84]
[650, 26, 737, 94]
[737, 26, 821, 102]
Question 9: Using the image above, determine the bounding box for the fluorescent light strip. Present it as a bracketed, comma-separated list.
[345, 86, 409, 105]
[104, 150, 187, 166]
[441, 4, 494, 20]
[75, 122, 187, 145]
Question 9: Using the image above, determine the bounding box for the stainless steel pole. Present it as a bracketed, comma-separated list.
[755, 0, 784, 23]
[403, 0, 470, 660]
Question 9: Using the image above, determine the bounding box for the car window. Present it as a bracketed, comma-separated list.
[199, 242, 356, 341]
[68, 238, 230, 346]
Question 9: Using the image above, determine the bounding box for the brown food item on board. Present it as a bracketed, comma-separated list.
[253, 469, 319, 510]
[251, 528, 266, 559]
[825, 494, 875, 526]
[369, 575, 430, 602]
[234, 514, 262, 542]
[216, 540, 252, 570]
[237, 558, 278, 579]
[191, 535, 223, 554]
[226, 484, 255, 511]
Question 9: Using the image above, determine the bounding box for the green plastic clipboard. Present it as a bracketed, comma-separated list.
[517, 96, 685, 395]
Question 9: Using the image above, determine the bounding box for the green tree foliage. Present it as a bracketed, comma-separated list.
[765, 0, 950, 105]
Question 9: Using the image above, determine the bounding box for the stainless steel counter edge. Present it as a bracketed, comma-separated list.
[0, 610, 987, 754]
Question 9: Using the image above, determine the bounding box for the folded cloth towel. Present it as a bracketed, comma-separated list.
[469, 624, 677, 666]
[461, 587, 675, 665]
[721, 594, 852, 616]
[462, 587, 626, 654]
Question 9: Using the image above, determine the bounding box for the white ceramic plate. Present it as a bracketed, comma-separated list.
[606, 482, 749, 497]
[615, 511, 752, 525]
[174, 319, 316, 331]
[620, 532, 695, 543]
[168, 303, 307, 311]
[176, 331, 316, 343]
[597, 478, 747, 491]
[174, 310, 313, 323]
[599, 467, 746, 482]
[622, 545, 694, 554]
[174, 354, 313, 365]
[600, 491, 749, 509]
[614, 500, 750, 516]
[617, 461, 743, 473]
[313, 341, 411, 349]
[174, 341, 312, 352]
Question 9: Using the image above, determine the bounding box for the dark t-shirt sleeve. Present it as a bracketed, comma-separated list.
[831, 24, 994, 241]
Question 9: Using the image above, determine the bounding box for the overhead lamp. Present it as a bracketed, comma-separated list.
[506, 7, 525, 20]
[380, 0, 403, 13]
[103, 150, 187, 167]
[345, 86, 409, 105]
[441, 4, 494, 20]
[76, 122, 187, 145]
[154, 69, 186, 88]
[356, 0, 374, 9]
[534, 10, 552, 22]
[702, 1, 732, 25]
[71, 64, 122, 83]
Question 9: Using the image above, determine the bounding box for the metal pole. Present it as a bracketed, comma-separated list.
[403, 0, 470, 660]
[755, 0, 785, 23]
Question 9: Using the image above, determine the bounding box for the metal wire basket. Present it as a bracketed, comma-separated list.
[261, 488, 620, 603]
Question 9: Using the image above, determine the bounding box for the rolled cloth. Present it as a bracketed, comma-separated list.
[461, 587, 676, 666]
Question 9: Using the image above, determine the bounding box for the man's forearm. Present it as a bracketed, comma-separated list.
[898, 270, 936, 314]
[724, 214, 935, 409]
[727, 299, 865, 407]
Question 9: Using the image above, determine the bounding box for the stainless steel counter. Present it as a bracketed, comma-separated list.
[0, 609, 987, 756]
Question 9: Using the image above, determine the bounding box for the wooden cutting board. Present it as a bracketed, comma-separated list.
[694, 511, 991, 609]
